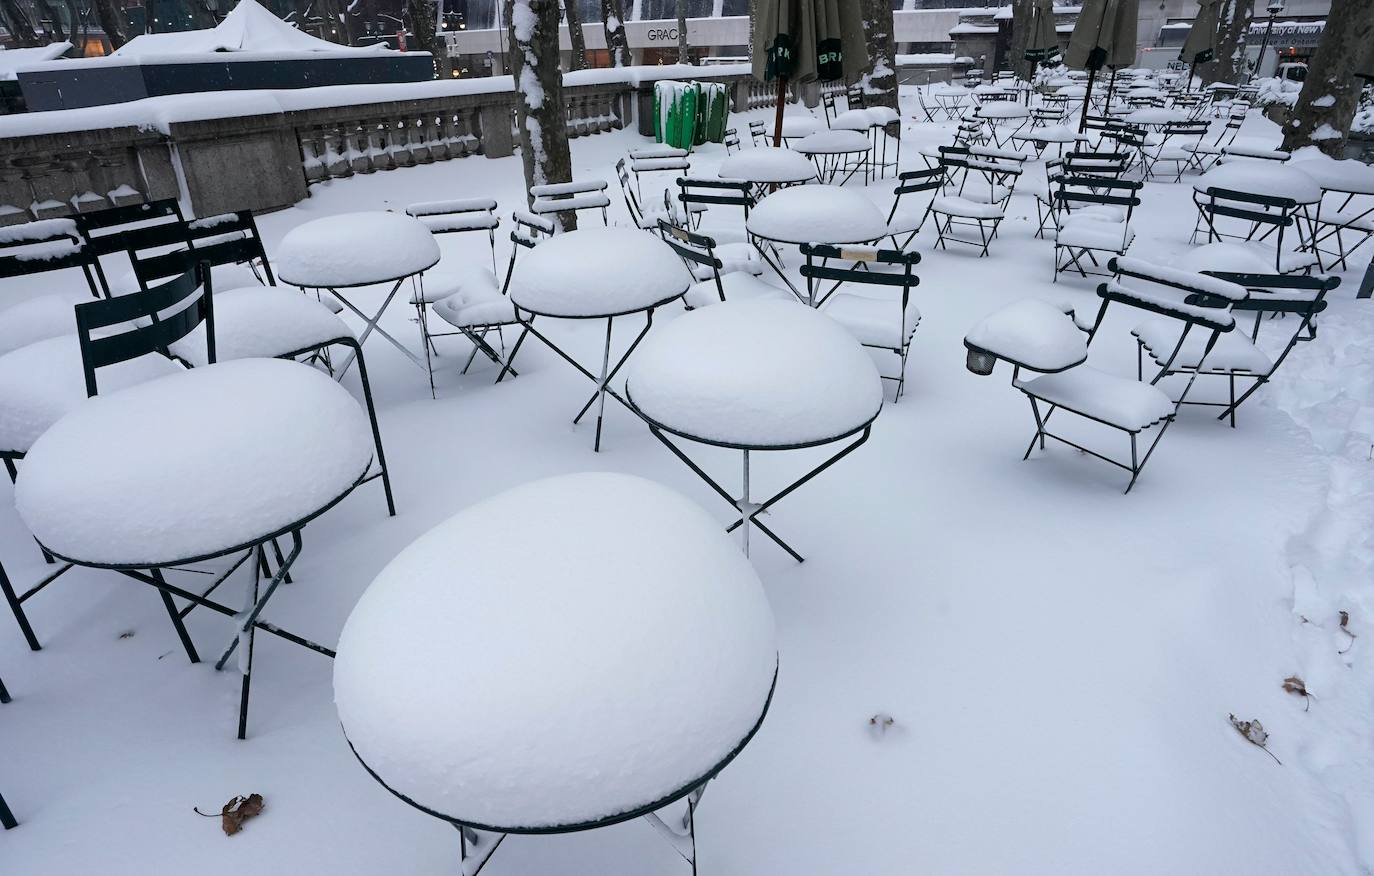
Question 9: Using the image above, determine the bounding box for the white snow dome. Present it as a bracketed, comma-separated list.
[626, 299, 883, 447]
[1194, 164, 1322, 204]
[334, 472, 777, 831]
[15, 359, 374, 566]
[746, 185, 889, 244]
[508, 227, 688, 317]
[718, 147, 817, 184]
[1178, 242, 1273, 275]
[964, 299, 1088, 373]
[793, 129, 871, 154]
[1289, 156, 1374, 195]
[276, 211, 440, 288]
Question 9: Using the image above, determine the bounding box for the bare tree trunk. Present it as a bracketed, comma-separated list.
[1280, 0, 1374, 157]
[1008, 0, 1031, 81]
[677, 0, 688, 64]
[89, 0, 122, 46]
[860, 0, 899, 137]
[506, 0, 577, 228]
[407, 0, 450, 75]
[563, 0, 587, 70]
[1201, 0, 1251, 85]
[601, 0, 629, 67]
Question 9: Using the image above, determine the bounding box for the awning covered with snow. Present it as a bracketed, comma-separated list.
[113, 0, 392, 58]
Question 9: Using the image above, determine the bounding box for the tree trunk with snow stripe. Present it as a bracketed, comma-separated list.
[1201, 0, 1251, 86]
[602, 0, 630, 67]
[860, 0, 899, 139]
[505, 0, 577, 228]
[563, 0, 588, 71]
[1280, 0, 1374, 158]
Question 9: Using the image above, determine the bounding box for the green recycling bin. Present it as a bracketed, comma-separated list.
[653, 80, 698, 150]
[695, 81, 728, 146]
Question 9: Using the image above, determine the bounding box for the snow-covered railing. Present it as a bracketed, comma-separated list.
[0, 64, 754, 222]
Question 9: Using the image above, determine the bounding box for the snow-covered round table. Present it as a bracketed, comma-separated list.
[930, 85, 972, 119]
[14, 358, 379, 738]
[334, 472, 777, 870]
[745, 185, 890, 304]
[276, 211, 441, 387]
[718, 147, 817, 187]
[501, 227, 689, 451]
[975, 102, 1030, 146]
[626, 299, 882, 559]
[1120, 107, 1192, 130]
[793, 129, 873, 184]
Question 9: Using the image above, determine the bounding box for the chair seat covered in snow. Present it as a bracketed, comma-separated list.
[431, 269, 517, 328]
[825, 293, 920, 349]
[0, 291, 95, 357]
[963, 257, 1243, 492]
[626, 299, 882, 559]
[333, 472, 776, 870]
[0, 334, 180, 456]
[1132, 317, 1272, 374]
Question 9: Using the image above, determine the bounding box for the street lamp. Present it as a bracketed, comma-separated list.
[1251, 0, 1285, 83]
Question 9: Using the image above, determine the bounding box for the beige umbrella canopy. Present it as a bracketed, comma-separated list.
[753, 0, 866, 145]
[1024, 0, 1062, 66]
[1063, 0, 1139, 130]
[1180, 0, 1220, 66]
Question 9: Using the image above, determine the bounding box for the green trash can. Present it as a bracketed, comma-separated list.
[695, 81, 728, 146]
[654, 81, 698, 150]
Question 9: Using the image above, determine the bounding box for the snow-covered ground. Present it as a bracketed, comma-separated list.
[3, 90, 1373, 874]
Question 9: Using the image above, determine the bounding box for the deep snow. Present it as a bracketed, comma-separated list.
[1, 90, 1372, 875]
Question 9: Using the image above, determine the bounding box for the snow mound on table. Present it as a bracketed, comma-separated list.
[0, 291, 91, 356]
[626, 299, 883, 447]
[794, 129, 871, 154]
[964, 299, 1087, 373]
[508, 227, 688, 317]
[168, 287, 352, 365]
[15, 359, 374, 566]
[333, 472, 777, 830]
[276, 212, 440, 288]
[718, 147, 817, 184]
[1194, 163, 1321, 204]
[1289, 155, 1374, 195]
[746, 185, 890, 245]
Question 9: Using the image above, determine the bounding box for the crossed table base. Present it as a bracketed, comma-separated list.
[496, 300, 676, 452]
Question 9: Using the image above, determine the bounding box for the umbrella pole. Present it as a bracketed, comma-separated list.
[1079, 67, 1097, 133]
[1103, 67, 1117, 111]
[1187, 60, 1197, 93]
[773, 77, 787, 148]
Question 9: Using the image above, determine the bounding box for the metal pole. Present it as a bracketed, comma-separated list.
[1253, 12, 1278, 82]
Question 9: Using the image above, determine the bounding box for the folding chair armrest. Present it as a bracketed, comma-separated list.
[1098, 280, 1236, 332]
[1111, 256, 1248, 302]
[801, 243, 920, 266]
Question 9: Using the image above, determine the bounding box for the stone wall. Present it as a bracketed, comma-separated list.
[0, 67, 753, 226]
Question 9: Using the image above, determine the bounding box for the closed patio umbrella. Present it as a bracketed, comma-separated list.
[753, 0, 866, 146]
[1024, 0, 1062, 67]
[1179, 0, 1220, 90]
[1064, 0, 1139, 130]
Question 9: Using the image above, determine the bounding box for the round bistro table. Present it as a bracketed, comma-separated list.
[500, 227, 689, 451]
[334, 472, 778, 873]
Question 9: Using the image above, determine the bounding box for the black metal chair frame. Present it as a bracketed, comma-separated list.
[656, 219, 735, 308]
[884, 167, 943, 250]
[404, 198, 503, 382]
[802, 243, 921, 400]
[1190, 186, 1312, 271]
[1184, 110, 1244, 175]
[628, 147, 691, 204]
[1141, 120, 1211, 182]
[676, 176, 753, 234]
[1, 671, 12, 830]
[748, 119, 767, 146]
[1139, 269, 1339, 426]
[72, 198, 187, 296]
[966, 261, 1236, 493]
[528, 179, 610, 229]
[1051, 175, 1142, 280]
[929, 149, 1021, 258]
[1309, 191, 1374, 272]
[347, 670, 775, 876]
[723, 127, 741, 154]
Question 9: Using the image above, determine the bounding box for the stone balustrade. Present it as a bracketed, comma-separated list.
[0, 64, 831, 224]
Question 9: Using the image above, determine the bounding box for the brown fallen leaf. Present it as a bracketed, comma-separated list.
[1229, 714, 1282, 765]
[1338, 611, 1357, 654]
[1282, 676, 1312, 711]
[195, 793, 265, 836]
